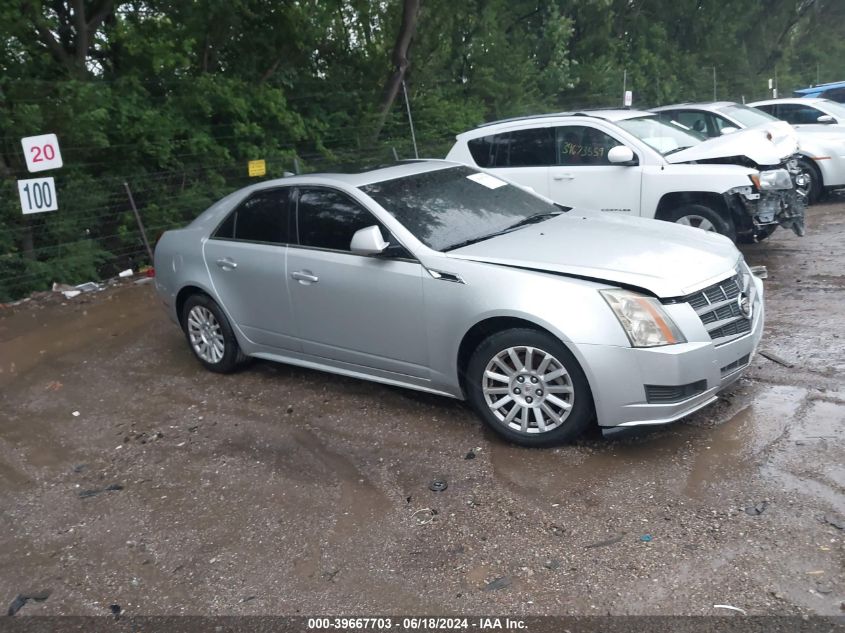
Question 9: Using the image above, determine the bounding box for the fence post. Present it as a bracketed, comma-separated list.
[402, 80, 419, 159]
[123, 181, 154, 263]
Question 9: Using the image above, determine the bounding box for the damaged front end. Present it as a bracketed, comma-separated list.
[724, 155, 806, 240]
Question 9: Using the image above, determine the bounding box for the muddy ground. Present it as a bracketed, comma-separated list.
[1, 198, 844, 618]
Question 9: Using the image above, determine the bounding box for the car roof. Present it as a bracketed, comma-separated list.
[456, 109, 653, 138]
[795, 80, 845, 95]
[249, 159, 459, 189]
[749, 97, 827, 106]
[651, 102, 737, 113]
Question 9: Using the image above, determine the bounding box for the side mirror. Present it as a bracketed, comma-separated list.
[720, 126, 739, 135]
[607, 145, 636, 165]
[350, 225, 389, 255]
[817, 114, 835, 124]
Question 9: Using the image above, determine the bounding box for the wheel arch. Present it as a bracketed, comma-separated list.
[654, 191, 730, 221]
[456, 315, 595, 400]
[175, 283, 215, 327]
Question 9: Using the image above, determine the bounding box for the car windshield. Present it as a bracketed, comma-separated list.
[360, 165, 563, 252]
[819, 99, 845, 118]
[614, 115, 705, 155]
[718, 104, 779, 128]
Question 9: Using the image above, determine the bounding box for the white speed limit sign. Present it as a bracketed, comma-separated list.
[18, 177, 58, 214]
[21, 133, 63, 172]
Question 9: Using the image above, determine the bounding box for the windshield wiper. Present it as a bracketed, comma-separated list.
[663, 146, 694, 156]
[443, 211, 562, 252]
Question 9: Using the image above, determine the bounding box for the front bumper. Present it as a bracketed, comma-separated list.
[578, 274, 764, 430]
[726, 159, 806, 238]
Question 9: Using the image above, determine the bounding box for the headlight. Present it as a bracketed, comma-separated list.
[749, 169, 792, 191]
[600, 289, 687, 347]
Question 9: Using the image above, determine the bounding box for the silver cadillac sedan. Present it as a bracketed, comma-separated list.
[154, 160, 764, 446]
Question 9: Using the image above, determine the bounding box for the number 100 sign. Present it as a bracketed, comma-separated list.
[18, 177, 58, 214]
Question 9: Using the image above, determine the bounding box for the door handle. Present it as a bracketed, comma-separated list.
[215, 258, 238, 270]
[291, 270, 319, 284]
[552, 174, 575, 181]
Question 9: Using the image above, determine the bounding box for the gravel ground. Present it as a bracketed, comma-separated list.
[0, 197, 843, 617]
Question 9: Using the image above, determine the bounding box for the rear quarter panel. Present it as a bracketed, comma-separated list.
[154, 228, 214, 324]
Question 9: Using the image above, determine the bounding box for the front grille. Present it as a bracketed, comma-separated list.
[721, 354, 751, 376]
[682, 270, 756, 343]
[686, 275, 741, 310]
[710, 318, 752, 339]
[645, 380, 708, 404]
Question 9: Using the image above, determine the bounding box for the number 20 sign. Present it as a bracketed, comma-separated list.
[21, 133, 63, 172]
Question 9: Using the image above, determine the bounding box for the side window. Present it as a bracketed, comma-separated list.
[507, 128, 555, 167]
[822, 88, 845, 103]
[778, 104, 824, 125]
[212, 188, 289, 244]
[755, 104, 777, 117]
[673, 111, 712, 137]
[555, 125, 620, 166]
[712, 115, 737, 134]
[297, 188, 387, 252]
[467, 133, 512, 168]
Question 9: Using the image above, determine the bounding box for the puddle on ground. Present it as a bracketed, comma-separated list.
[489, 384, 809, 502]
[760, 397, 845, 508]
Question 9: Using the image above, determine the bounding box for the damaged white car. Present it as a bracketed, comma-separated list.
[445, 110, 805, 242]
[654, 101, 844, 204]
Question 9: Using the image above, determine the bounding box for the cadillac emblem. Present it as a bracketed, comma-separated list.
[737, 293, 753, 320]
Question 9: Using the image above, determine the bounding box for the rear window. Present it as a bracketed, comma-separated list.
[213, 188, 290, 244]
[467, 128, 554, 168]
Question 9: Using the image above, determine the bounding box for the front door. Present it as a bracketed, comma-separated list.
[548, 124, 643, 215]
[286, 187, 429, 379]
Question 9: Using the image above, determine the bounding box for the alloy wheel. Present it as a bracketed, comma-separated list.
[482, 346, 575, 434]
[675, 215, 716, 232]
[187, 305, 225, 364]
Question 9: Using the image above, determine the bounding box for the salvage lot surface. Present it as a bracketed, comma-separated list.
[1, 199, 844, 616]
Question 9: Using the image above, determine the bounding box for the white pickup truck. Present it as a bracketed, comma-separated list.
[445, 109, 805, 242]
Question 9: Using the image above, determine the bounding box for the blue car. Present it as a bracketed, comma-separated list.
[794, 80, 845, 103]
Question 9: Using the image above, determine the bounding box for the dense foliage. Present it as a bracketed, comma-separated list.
[1, 0, 843, 300]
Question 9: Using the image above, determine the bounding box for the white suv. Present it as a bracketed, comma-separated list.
[445, 109, 805, 242]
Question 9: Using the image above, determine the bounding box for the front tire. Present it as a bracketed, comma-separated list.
[182, 294, 246, 373]
[738, 224, 777, 244]
[466, 328, 595, 447]
[664, 203, 736, 241]
[797, 157, 822, 204]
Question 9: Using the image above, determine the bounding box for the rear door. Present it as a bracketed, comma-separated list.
[203, 187, 299, 351]
[547, 123, 643, 215]
[286, 187, 429, 378]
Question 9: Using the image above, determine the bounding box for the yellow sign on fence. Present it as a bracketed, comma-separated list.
[248, 159, 266, 177]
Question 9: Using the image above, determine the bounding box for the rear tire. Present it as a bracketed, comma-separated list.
[465, 328, 594, 447]
[663, 203, 736, 241]
[181, 294, 246, 373]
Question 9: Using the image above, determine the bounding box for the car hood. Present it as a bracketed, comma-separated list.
[665, 123, 796, 166]
[446, 212, 740, 298]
